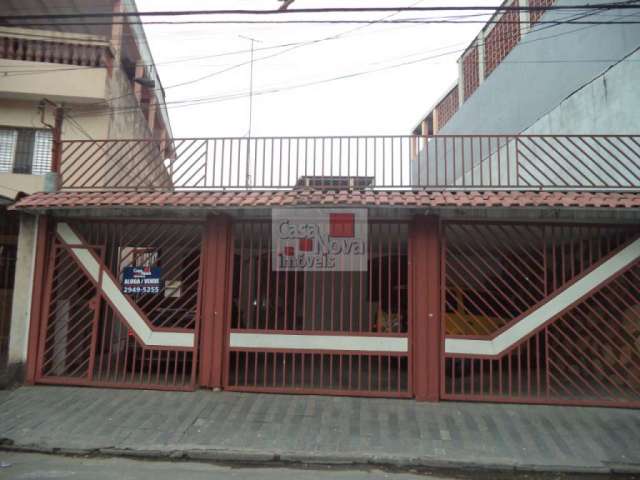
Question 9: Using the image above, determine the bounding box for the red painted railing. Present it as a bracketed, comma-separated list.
[58, 135, 640, 191]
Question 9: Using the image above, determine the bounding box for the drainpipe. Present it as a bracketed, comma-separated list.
[40, 99, 63, 192]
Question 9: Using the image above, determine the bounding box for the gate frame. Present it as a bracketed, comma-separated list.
[410, 214, 442, 402]
[221, 217, 414, 398]
[29, 216, 206, 391]
[198, 214, 233, 389]
[25, 216, 51, 385]
[34, 244, 104, 385]
[438, 219, 640, 408]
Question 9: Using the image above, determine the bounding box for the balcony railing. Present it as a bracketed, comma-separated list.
[0, 32, 112, 68]
[58, 135, 640, 192]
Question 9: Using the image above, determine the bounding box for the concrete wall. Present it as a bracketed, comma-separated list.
[411, 2, 640, 187]
[90, 68, 172, 188]
[0, 59, 108, 103]
[0, 174, 45, 198]
[0, 99, 111, 141]
[449, 48, 640, 187]
[104, 69, 153, 141]
[523, 48, 640, 134]
[439, 0, 640, 135]
[5, 214, 38, 385]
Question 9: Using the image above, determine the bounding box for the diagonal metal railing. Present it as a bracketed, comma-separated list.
[59, 135, 640, 191]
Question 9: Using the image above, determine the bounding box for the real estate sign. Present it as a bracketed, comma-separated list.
[272, 208, 368, 271]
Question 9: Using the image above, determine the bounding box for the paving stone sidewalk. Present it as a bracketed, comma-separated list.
[1, 386, 639, 474]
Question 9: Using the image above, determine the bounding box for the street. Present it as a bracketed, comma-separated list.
[0, 453, 639, 480]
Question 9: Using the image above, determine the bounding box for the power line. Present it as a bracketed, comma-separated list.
[3, 3, 640, 21]
[70, 53, 639, 119]
[14, 3, 636, 120]
[6, 18, 640, 27]
[70, 6, 639, 116]
[0, 8, 439, 75]
[72, 0, 433, 108]
[0, 5, 624, 79]
[5, 13, 636, 79]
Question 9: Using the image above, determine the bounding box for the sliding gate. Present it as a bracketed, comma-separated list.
[225, 221, 411, 397]
[441, 222, 640, 407]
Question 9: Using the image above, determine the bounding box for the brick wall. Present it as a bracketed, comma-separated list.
[462, 46, 480, 101]
[530, 0, 555, 25]
[435, 85, 460, 131]
[484, 1, 521, 77]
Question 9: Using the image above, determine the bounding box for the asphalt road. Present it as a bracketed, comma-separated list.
[1, 453, 639, 480]
[0, 453, 440, 480]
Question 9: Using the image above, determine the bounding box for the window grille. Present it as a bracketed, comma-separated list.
[0, 130, 17, 173]
[32, 130, 53, 175]
[0, 128, 52, 175]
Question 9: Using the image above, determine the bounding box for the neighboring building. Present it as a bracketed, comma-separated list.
[3, 0, 640, 409]
[0, 0, 172, 382]
[412, 0, 640, 136]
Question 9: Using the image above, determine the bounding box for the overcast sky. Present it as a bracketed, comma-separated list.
[136, 0, 497, 137]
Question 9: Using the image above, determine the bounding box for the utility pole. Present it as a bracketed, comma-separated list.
[239, 35, 261, 185]
[239, 35, 261, 140]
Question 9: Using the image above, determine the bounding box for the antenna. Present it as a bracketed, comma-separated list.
[239, 35, 262, 185]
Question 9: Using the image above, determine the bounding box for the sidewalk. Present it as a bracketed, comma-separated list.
[1, 386, 639, 474]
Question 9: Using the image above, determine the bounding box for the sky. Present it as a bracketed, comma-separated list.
[136, 0, 498, 138]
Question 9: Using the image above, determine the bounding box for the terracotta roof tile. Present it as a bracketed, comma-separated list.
[10, 190, 640, 211]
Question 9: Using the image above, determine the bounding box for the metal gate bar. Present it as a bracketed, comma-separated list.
[36, 220, 203, 391]
[441, 222, 640, 407]
[226, 221, 411, 397]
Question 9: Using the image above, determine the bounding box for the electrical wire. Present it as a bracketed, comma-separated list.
[70, 52, 640, 118]
[6, 18, 640, 27]
[8, 2, 638, 125]
[3, 3, 640, 20]
[63, 0, 432, 109]
[69, 6, 640, 118]
[56, 7, 640, 112]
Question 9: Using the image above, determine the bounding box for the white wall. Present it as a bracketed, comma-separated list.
[6, 214, 38, 383]
[523, 49, 640, 134]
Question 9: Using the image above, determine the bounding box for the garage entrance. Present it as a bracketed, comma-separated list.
[441, 222, 640, 407]
[225, 220, 411, 397]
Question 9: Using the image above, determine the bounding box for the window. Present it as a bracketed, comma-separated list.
[0, 128, 52, 175]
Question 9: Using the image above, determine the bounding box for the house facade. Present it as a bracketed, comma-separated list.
[0, 0, 172, 383]
[3, 0, 640, 408]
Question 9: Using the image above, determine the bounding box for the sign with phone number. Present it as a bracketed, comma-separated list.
[122, 266, 163, 294]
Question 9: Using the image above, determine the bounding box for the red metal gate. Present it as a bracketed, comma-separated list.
[224, 220, 411, 397]
[35, 219, 204, 391]
[441, 222, 640, 407]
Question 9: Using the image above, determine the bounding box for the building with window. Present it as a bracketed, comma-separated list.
[0, 0, 172, 383]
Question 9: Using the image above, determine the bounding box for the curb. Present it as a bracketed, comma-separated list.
[2, 442, 639, 475]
